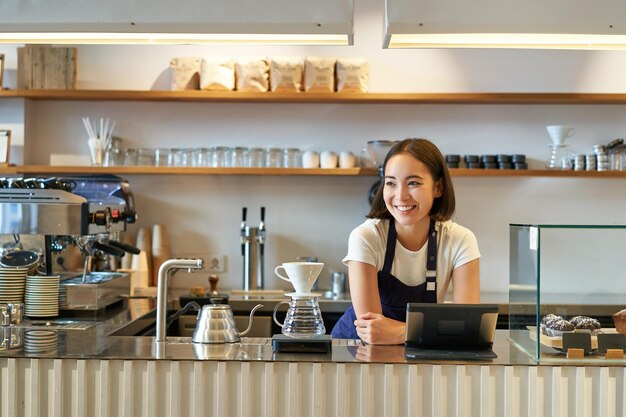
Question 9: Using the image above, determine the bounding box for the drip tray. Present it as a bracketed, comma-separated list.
[16, 320, 98, 331]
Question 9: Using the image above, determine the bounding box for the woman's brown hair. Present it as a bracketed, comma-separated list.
[367, 138, 455, 221]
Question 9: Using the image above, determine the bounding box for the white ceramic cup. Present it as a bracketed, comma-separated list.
[320, 151, 338, 168]
[274, 262, 324, 294]
[339, 151, 356, 168]
[302, 151, 320, 168]
[546, 125, 575, 146]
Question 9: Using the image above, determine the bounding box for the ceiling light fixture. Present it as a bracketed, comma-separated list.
[0, 0, 354, 46]
[384, 0, 626, 50]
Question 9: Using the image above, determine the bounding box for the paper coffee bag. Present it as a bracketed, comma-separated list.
[235, 59, 269, 92]
[200, 58, 235, 91]
[169, 57, 201, 90]
[304, 57, 336, 92]
[336, 57, 369, 93]
[270, 58, 303, 92]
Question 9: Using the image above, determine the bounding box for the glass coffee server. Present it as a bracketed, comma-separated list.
[508, 224, 626, 364]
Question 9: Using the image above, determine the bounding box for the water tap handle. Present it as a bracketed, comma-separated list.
[240, 207, 248, 256]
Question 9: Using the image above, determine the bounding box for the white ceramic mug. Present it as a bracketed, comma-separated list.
[339, 151, 356, 168]
[320, 151, 338, 168]
[302, 151, 320, 168]
[274, 262, 324, 294]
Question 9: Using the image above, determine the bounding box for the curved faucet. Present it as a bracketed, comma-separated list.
[155, 258, 203, 343]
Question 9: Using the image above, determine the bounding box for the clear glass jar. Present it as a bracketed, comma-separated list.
[123, 148, 138, 166]
[248, 148, 265, 167]
[265, 148, 283, 168]
[103, 137, 123, 167]
[154, 148, 170, 167]
[231, 147, 249, 167]
[212, 146, 231, 167]
[283, 148, 301, 168]
[137, 148, 155, 166]
[171, 148, 185, 166]
[192, 147, 211, 167]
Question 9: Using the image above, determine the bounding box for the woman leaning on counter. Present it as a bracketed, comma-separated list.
[331, 138, 481, 345]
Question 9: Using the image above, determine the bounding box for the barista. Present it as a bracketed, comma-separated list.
[330, 139, 480, 345]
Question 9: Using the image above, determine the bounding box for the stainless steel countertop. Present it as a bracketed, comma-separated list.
[0, 298, 622, 366]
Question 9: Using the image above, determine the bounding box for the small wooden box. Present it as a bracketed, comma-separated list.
[17, 45, 77, 89]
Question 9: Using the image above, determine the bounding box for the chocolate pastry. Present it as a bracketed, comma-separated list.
[548, 319, 575, 332]
[540, 314, 562, 326]
[569, 316, 601, 331]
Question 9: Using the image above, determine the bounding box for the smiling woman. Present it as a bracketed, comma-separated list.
[331, 138, 481, 345]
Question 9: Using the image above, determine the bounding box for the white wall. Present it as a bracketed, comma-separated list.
[3, 0, 626, 294]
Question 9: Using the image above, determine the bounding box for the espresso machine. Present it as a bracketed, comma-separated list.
[0, 175, 138, 310]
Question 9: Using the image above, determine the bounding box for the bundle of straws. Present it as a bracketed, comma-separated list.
[82, 117, 116, 166]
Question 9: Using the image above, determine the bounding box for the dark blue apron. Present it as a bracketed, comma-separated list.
[330, 219, 438, 339]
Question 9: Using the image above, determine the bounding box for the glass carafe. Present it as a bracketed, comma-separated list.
[273, 295, 325, 338]
[546, 144, 574, 170]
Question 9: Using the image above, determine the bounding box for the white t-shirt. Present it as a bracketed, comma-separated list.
[342, 218, 480, 302]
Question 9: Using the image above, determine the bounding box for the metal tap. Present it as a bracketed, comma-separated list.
[242, 207, 266, 291]
[155, 258, 203, 343]
[257, 206, 266, 287]
[240, 207, 248, 256]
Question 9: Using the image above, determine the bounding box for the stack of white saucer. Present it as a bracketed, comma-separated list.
[25, 275, 60, 318]
[0, 267, 28, 303]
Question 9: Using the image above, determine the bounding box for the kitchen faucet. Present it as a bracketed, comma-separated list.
[155, 258, 203, 343]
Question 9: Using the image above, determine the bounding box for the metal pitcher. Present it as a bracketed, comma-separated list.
[192, 304, 263, 344]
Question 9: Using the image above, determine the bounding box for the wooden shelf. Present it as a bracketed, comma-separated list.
[0, 165, 377, 176]
[1, 165, 625, 178]
[4, 89, 626, 104]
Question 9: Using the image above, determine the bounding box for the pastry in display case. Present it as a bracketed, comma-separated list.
[508, 224, 626, 363]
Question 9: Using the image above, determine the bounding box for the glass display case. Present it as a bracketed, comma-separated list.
[508, 224, 626, 363]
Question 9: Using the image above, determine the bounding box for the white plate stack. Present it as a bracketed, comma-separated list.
[25, 275, 60, 318]
[0, 267, 28, 303]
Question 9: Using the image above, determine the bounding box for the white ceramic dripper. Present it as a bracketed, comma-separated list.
[546, 125, 575, 146]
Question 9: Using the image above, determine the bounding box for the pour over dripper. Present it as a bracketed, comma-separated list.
[546, 125, 575, 146]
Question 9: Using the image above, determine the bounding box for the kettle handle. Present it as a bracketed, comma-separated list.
[272, 301, 290, 328]
[238, 304, 264, 337]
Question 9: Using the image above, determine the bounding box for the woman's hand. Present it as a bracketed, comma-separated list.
[354, 312, 405, 345]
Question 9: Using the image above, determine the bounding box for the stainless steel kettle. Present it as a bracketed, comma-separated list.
[192, 304, 263, 344]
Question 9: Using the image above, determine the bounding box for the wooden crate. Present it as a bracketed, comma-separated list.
[17, 45, 77, 89]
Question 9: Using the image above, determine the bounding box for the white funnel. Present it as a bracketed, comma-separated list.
[546, 125, 575, 146]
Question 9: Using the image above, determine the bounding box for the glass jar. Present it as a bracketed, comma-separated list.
[265, 148, 283, 168]
[248, 148, 265, 168]
[231, 147, 249, 167]
[154, 148, 170, 167]
[137, 148, 155, 166]
[212, 146, 231, 167]
[103, 137, 123, 167]
[283, 148, 301, 168]
[123, 148, 138, 166]
[193, 147, 211, 167]
[171, 148, 185, 166]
